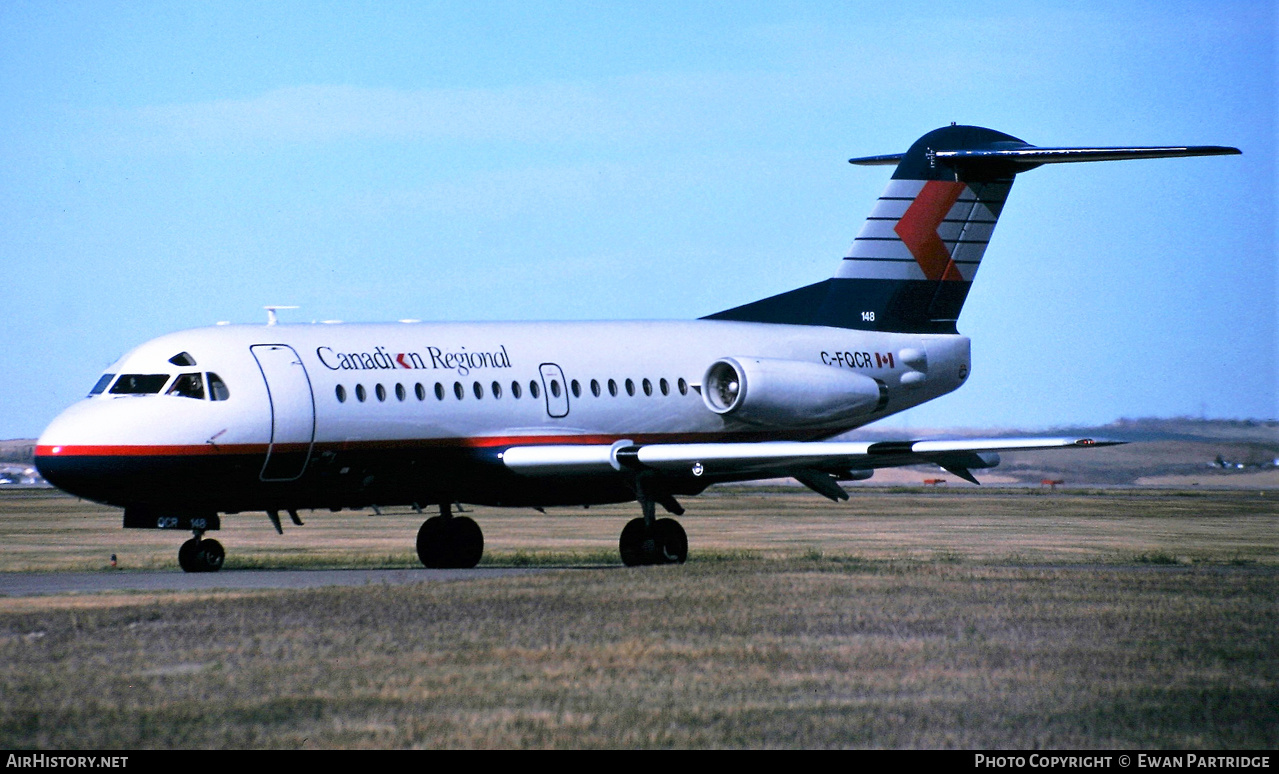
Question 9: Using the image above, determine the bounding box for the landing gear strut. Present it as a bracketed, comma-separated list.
[619, 478, 688, 566]
[178, 531, 224, 573]
[416, 503, 484, 569]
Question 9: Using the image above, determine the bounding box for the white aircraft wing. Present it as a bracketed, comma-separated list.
[500, 437, 1122, 500]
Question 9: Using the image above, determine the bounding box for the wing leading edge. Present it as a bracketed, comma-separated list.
[500, 437, 1122, 500]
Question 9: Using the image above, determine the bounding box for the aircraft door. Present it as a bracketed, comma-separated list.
[251, 344, 316, 481]
[539, 363, 570, 418]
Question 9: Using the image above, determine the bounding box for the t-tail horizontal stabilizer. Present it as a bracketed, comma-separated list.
[851, 144, 1241, 176]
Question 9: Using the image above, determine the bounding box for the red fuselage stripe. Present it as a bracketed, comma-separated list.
[34, 431, 812, 458]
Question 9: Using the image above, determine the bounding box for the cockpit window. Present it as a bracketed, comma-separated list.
[109, 374, 170, 395]
[166, 373, 205, 400]
[169, 352, 197, 366]
[89, 374, 115, 396]
[207, 373, 230, 401]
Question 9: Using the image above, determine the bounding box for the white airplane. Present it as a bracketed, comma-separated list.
[35, 125, 1239, 572]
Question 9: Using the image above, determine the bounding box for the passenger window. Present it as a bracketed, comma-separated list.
[375, 384, 387, 402]
[492, 381, 502, 399]
[415, 383, 426, 401]
[336, 385, 347, 403]
[678, 378, 688, 395]
[473, 382, 484, 399]
[642, 378, 652, 396]
[550, 380, 561, 398]
[660, 378, 670, 396]
[454, 382, 464, 400]
[529, 380, 540, 399]
[570, 379, 581, 398]
[435, 383, 445, 400]
[109, 374, 169, 395]
[625, 379, 635, 396]
[395, 383, 406, 401]
[356, 384, 367, 402]
[590, 379, 601, 397]
[608, 379, 618, 397]
[208, 373, 230, 401]
[166, 373, 205, 400]
[511, 381, 522, 399]
[89, 373, 115, 396]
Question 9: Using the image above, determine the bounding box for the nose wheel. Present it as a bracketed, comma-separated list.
[178, 535, 225, 573]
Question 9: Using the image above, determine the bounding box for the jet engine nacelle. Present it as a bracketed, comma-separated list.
[701, 356, 888, 426]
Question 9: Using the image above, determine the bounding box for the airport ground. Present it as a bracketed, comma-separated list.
[0, 487, 1275, 749]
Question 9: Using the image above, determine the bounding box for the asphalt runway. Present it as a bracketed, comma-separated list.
[0, 567, 546, 597]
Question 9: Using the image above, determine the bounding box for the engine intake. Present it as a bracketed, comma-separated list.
[702, 357, 888, 426]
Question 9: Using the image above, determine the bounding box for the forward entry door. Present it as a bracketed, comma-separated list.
[539, 363, 570, 418]
[251, 344, 316, 481]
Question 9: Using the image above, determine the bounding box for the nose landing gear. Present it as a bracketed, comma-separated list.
[178, 531, 225, 573]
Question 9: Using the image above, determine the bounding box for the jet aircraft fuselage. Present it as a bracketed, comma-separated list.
[37, 321, 967, 512]
[34, 124, 1239, 571]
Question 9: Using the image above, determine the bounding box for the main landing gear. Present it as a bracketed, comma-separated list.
[619, 516, 688, 566]
[619, 481, 688, 567]
[416, 503, 484, 569]
[178, 530, 224, 573]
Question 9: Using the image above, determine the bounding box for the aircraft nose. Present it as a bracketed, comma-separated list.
[33, 443, 78, 496]
[35, 394, 257, 509]
[34, 401, 136, 505]
[36, 411, 100, 501]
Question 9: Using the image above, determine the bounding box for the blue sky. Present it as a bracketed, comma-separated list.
[2, 1, 1274, 438]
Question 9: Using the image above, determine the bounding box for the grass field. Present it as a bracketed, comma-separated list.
[1, 488, 1275, 748]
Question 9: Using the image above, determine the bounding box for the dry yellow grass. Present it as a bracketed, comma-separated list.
[0, 488, 1275, 749]
[2, 561, 1275, 749]
[1, 487, 1275, 572]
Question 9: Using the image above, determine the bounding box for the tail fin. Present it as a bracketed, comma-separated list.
[705, 124, 1239, 333]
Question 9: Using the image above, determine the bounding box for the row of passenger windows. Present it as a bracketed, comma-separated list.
[335, 377, 690, 404]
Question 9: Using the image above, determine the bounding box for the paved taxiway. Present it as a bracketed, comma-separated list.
[0, 567, 545, 597]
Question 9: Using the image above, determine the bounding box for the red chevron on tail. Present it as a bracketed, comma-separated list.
[894, 180, 967, 282]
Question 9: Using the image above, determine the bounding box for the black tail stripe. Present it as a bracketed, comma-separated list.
[854, 237, 991, 245]
[841, 257, 982, 266]
[864, 217, 999, 225]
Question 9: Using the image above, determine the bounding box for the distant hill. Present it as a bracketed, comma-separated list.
[842, 417, 1278, 443]
[0, 440, 35, 464]
[1042, 417, 1279, 445]
[1013, 418, 1279, 486]
[836, 418, 1279, 487]
[0, 439, 43, 488]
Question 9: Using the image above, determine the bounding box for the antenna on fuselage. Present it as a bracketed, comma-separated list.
[264, 306, 299, 326]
